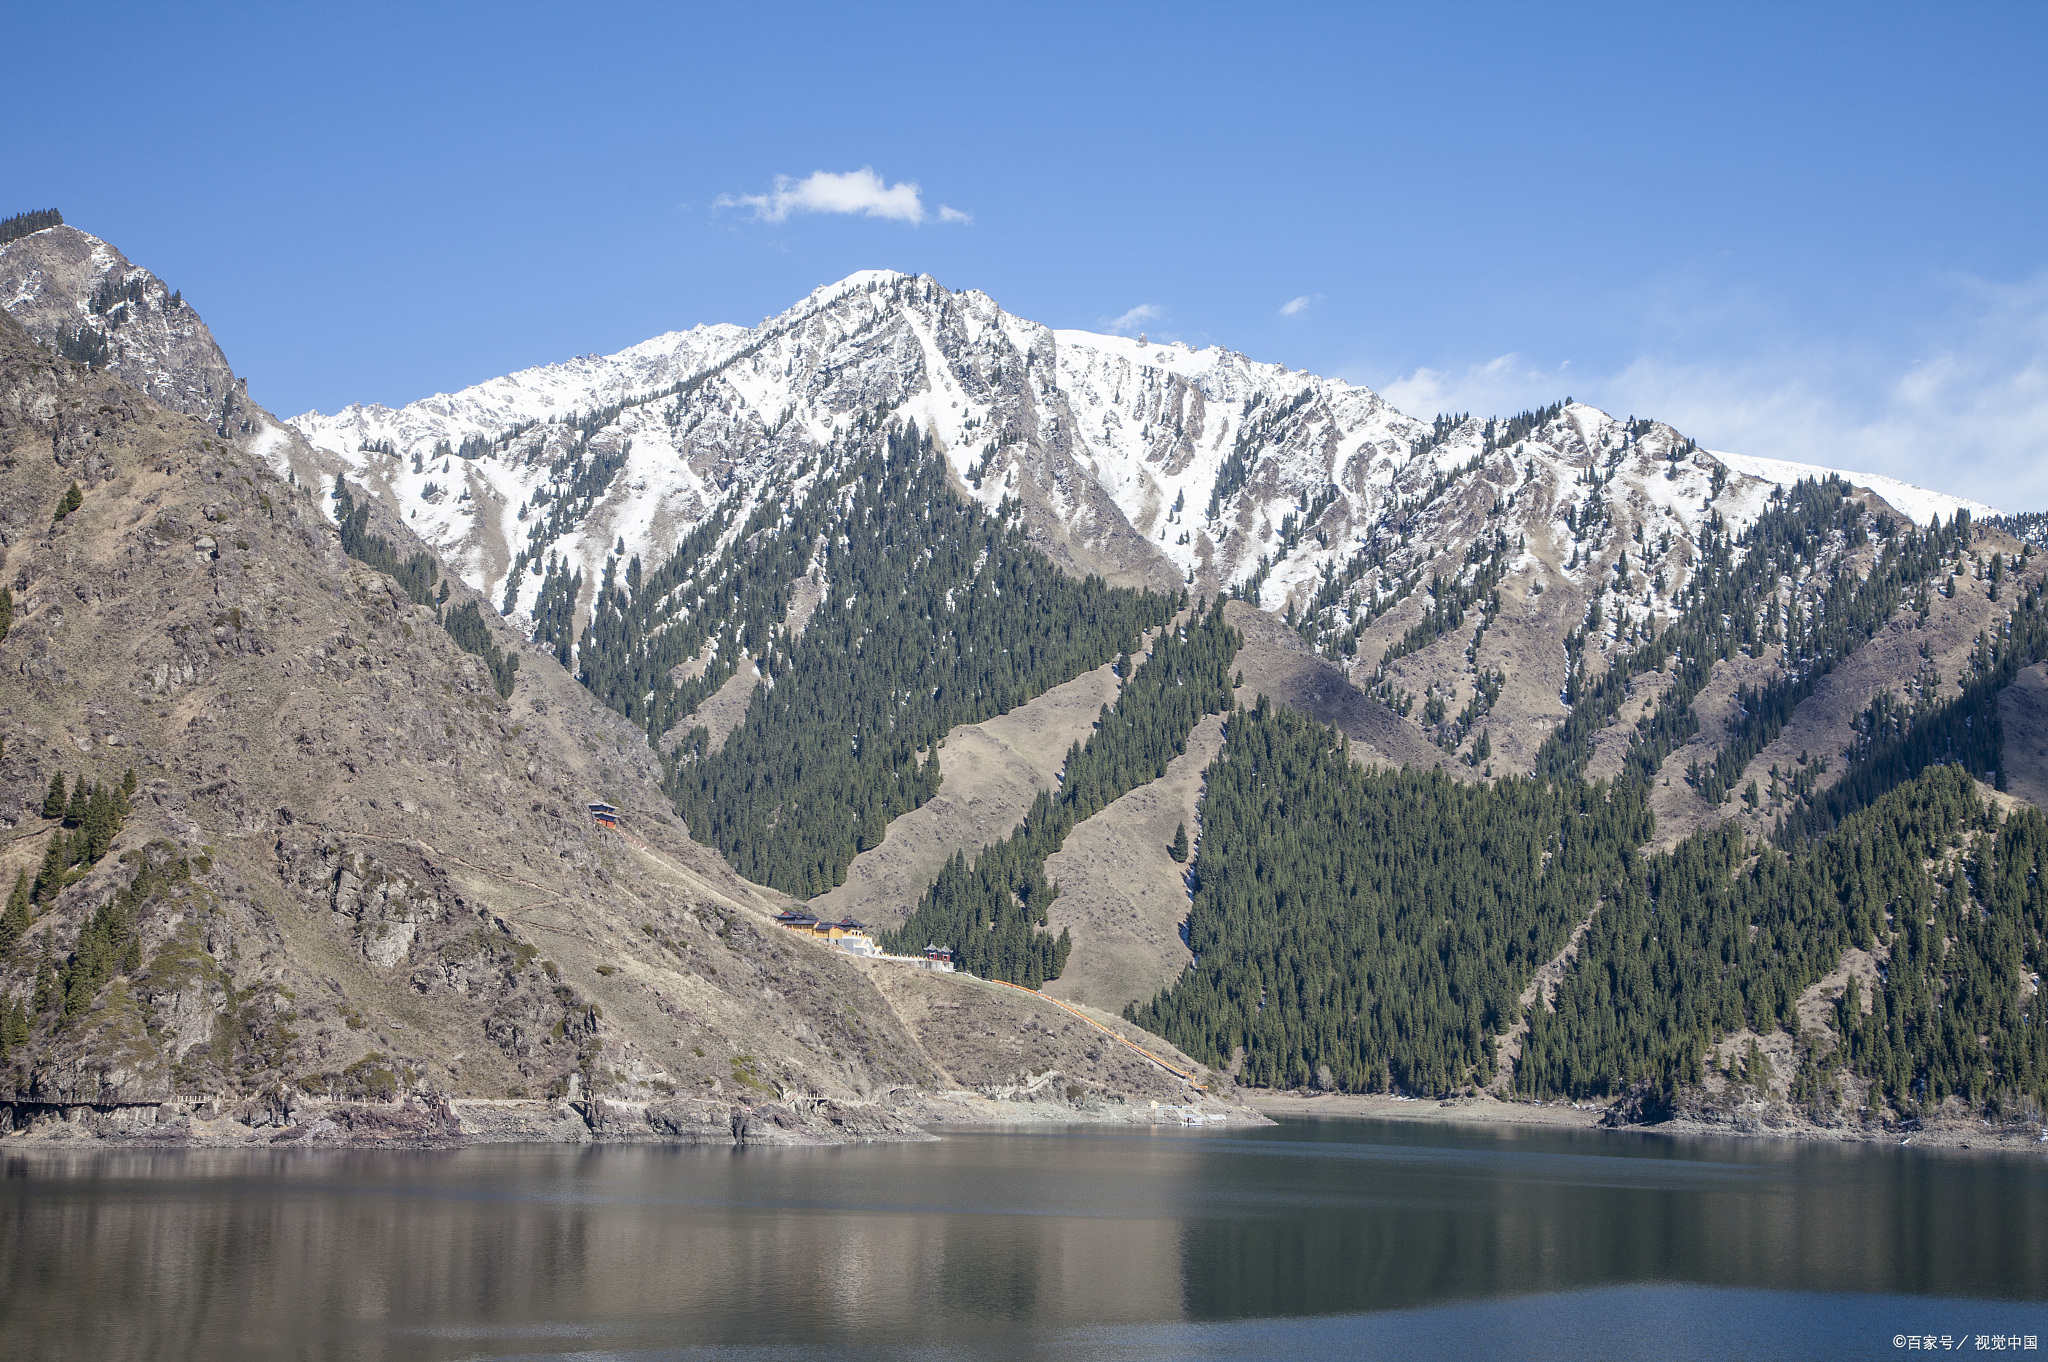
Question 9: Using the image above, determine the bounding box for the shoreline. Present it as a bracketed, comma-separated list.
[0, 1087, 1269, 1151]
[1246, 1091, 2048, 1153]
[1249, 1092, 1608, 1130]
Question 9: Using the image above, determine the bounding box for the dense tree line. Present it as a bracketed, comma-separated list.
[54, 324, 111, 370]
[0, 208, 61, 245]
[28, 771, 135, 906]
[1125, 436, 2048, 1120]
[442, 601, 519, 699]
[332, 478, 516, 697]
[1775, 569, 2046, 845]
[573, 480, 805, 742]
[334, 478, 439, 606]
[1524, 765, 2047, 1120]
[881, 600, 1241, 983]
[1128, 700, 1651, 1092]
[524, 554, 583, 668]
[1537, 479, 1970, 787]
[1835, 777, 2048, 1118]
[1135, 688, 2046, 1121]
[659, 423, 1177, 896]
[1986, 512, 2048, 552]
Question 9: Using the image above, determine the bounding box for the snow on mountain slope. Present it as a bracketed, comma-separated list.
[285, 270, 1994, 719]
[292, 324, 751, 464]
[0, 224, 239, 420]
[1711, 450, 1998, 526]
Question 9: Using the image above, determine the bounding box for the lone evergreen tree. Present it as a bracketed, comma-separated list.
[0, 870, 29, 951]
[32, 948, 59, 1014]
[1169, 820, 1189, 863]
[41, 774, 65, 819]
[31, 834, 66, 904]
[0, 997, 28, 1056]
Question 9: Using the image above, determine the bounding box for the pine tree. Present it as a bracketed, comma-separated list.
[31, 834, 67, 903]
[1169, 821, 1190, 863]
[41, 773, 65, 819]
[0, 208, 63, 246]
[0, 871, 29, 952]
[32, 948, 59, 1014]
[0, 584, 12, 643]
[81, 783, 119, 862]
[55, 482, 82, 520]
[0, 997, 29, 1057]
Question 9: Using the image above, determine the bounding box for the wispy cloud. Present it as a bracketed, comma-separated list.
[1368, 270, 2048, 513]
[713, 167, 969, 226]
[1280, 294, 1320, 318]
[1379, 353, 1568, 422]
[1103, 304, 1163, 336]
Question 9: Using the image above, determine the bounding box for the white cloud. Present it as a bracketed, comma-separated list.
[1368, 270, 2048, 514]
[1103, 304, 1163, 336]
[1280, 294, 1320, 317]
[1380, 353, 1566, 421]
[713, 167, 967, 226]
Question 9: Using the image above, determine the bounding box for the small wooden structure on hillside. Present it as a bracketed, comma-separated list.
[773, 911, 881, 955]
[770, 912, 954, 970]
[588, 801, 620, 830]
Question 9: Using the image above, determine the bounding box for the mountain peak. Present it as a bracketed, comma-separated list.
[0, 222, 241, 422]
[281, 271, 1996, 666]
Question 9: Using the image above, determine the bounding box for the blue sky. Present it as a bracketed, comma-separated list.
[8, 2, 2045, 508]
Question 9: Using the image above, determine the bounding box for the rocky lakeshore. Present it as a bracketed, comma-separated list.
[1250, 1089, 2048, 1152]
[1, 1083, 1265, 1150]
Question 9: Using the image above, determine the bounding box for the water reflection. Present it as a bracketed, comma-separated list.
[0, 1120, 2042, 1360]
[1178, 1123, 2048, 1317]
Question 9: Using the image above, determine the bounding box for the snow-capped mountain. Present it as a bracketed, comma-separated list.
[288, 270, 1989, 654]
[1711, 449, 1997, 528]
[294, 270, 1439, 613]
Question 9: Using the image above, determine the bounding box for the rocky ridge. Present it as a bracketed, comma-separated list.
[275, 269, 2004, 788]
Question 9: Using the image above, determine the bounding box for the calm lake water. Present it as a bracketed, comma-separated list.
[2, 1117, 2044, 1360]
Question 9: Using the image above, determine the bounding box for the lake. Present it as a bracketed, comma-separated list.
[2, 1117, 2044, 1360]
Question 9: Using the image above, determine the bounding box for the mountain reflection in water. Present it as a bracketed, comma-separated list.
[2, 1118, 2043, 1360]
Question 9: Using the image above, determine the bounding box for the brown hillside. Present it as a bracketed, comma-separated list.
[0, 314, 1243, 1144]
